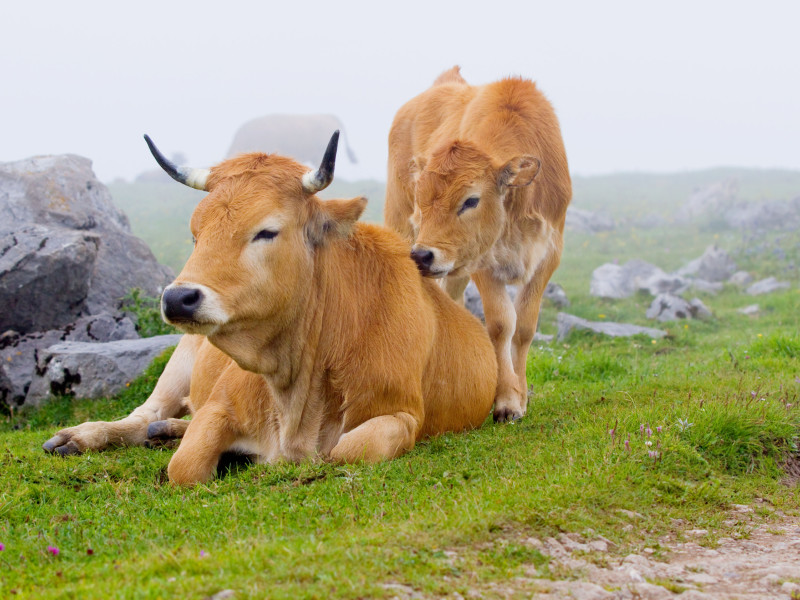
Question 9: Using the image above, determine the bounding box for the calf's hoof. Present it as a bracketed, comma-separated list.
[493, 406, 524, 423]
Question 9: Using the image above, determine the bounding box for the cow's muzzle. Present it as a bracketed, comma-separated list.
[162, 286, 204, 323]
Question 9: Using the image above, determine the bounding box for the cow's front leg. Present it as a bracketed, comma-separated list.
[330, 411, 420, 463]
[167, 402, 237, 486]
[42, 335, 200, 455]
[472, 270, 523, 422]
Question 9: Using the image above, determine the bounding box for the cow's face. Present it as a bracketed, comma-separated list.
[409, 142, 540, 278]
[161, 153, 365, 341]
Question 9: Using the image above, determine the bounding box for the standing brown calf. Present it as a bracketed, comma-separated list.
[385, 66, 572, 422]
[44, 132, 497, 485]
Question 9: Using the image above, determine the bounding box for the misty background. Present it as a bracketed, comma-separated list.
[2, 0, 799, 183]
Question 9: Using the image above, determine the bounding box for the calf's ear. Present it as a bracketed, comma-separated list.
[498, 155, 542, 188]
[306, 196, 368, 245]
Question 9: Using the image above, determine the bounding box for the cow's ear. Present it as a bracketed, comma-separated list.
[307, 196, 368, 245]
[408, 156, 427, 183]
[498, 155, 542, 188]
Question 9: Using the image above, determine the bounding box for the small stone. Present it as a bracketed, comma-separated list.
[587, 540, 608, 553]
[746, 277, 791, 295]
[686, 529, 708, 537]
[685, 572, 718, 584]
[627, 567, 645, 583]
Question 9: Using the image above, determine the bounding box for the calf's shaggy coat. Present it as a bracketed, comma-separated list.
[385, 66, 572, 422]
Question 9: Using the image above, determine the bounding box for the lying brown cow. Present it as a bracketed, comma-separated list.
[44, 132, 497, 485]
[385, 66, 572, 422]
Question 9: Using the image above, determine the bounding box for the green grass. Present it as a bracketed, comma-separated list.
[2, 173, 798, 598]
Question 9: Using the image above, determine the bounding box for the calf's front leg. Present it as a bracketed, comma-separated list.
[472, 270, 524, 422]
[42, 334, 199, 455]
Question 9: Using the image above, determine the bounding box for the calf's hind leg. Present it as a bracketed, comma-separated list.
[329, 412, 420, 463]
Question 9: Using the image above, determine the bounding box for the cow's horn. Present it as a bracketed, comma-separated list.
[302, 130, 340, 193]
[143, 134, 210, 191]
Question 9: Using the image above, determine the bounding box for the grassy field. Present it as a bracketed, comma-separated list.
[1, 172, 799, 598]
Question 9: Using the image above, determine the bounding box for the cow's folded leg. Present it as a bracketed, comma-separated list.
[329, 412, 420, 463]
[146, 418, 191, 441]
[43, 334, 199, 455]
[167, 404, 237, 486]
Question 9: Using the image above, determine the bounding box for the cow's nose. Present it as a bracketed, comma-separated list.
[162, 287, 204, 321]
[410, 246, 435, 271]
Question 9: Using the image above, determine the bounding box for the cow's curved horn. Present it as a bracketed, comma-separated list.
[143, 135, 210, 191]
[302, 130, 340, 193]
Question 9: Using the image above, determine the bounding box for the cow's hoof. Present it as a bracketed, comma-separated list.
[146, 420, 175, 440]
[493, 407, 523, 423]
[43, 433, 83, 455]
[54, 440, 82, 456]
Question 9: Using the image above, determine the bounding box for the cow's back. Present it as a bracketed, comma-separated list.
[321, 224, 495, 438]
[418, 278, 497, 438]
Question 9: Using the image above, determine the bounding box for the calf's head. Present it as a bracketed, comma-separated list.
[146, 132, 366, 343]
[409, 141, 540, 278]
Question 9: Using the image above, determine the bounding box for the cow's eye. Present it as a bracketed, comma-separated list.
[191, 236, 197, 245]
[458, 196, 480, 215]
[253, 229, 278, 242]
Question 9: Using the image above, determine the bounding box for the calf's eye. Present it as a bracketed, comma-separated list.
[458, 196, 480, 215]
[253, 229, 278, 242]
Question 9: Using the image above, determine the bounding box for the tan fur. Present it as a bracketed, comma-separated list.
[45, 150, 497, 485]
[385, 67, 572, 421]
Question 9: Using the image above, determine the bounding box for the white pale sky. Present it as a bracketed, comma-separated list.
[1, 0, 798, 183]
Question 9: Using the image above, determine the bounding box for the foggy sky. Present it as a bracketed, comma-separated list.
[2, 0, 798, 183]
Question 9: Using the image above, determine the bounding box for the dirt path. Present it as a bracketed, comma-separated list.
[476, 504, 800, 599]
[386, 503, 800, 599]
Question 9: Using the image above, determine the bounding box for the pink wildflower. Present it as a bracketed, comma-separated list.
[624, 437, 630, 452]
[656, 426, 662, 433]
[47, 546, 59, 556]
[0, 542, 5, 551]
[751, 391, 757, 398]
[645, 426, 653, 437]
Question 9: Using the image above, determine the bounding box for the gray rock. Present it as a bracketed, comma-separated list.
[590, 259, 688, 299]
[544, 282, 570, 308]
[746, 277, 791, 295]
[0, 225, 99, 333]
[729, 271, 754, 287]
[0, 314, 138, 407]
[590, 263, 631, 299]
[675, 179, 737, 223]
[557, 312, 666, 341]
[0, 154, 173, 329]
[677, 245, 737, 282]
[25, 334, 182, 405]
[690, 279, 723, 295]
[738, 304, 760, 316]
[725, 199, 800, 231]
[565, 207, 615, 233]
[689, 298, 712, 320]
[646, 294, 712, 321]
